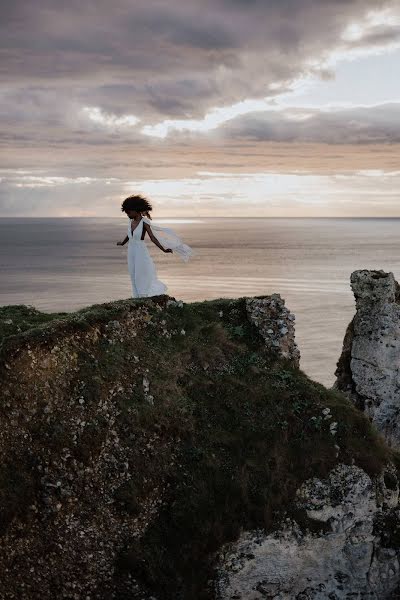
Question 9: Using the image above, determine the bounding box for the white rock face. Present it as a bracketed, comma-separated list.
[215, 464, 400, 600]
[334, 270, 400, 449]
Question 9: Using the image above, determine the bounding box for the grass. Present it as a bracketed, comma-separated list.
[0, 304, 69, 344]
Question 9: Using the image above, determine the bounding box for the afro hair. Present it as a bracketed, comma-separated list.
[121, 194, 153, 218]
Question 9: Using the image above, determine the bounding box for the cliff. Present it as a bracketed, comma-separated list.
[0, 292, 399, 600]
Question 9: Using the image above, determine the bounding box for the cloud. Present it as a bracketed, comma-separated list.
[1, 0, 400, 217]
[0, 171, 124, 216]
[82, 106, 140, 128]
[351, 23, 400, 47]
[2, 167, 400, 217]
[1, 0, 400, 126]
[216, 102, 400, 144]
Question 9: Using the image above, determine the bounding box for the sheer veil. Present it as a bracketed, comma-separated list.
[141, 216, 195, 262]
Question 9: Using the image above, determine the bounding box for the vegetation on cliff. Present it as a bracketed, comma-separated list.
[0, 295, 396, 599]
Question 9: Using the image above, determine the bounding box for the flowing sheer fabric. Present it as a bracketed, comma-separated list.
[141, 216, 195, 262]
[126, 217, 194, 298]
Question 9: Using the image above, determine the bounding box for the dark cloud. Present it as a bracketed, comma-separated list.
[349, 24, 400, 48]
[217, 103, 400, 144]
[1, 0, 399, 124]
[130, 9, 237, 50]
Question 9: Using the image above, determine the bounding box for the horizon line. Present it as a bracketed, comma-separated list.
[2, 216, 400, 220]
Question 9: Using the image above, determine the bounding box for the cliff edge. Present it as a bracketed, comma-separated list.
[0, 293, 399, 599]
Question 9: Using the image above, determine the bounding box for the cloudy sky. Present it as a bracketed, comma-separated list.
[1, 0, 400, 217]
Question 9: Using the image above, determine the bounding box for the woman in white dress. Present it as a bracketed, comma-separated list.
[116, 194, 194, 298]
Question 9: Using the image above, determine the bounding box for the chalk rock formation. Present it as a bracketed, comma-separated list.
[335, 269, 400, 449]
[245, 294, 300, 367]
[215, 463, 400, 600]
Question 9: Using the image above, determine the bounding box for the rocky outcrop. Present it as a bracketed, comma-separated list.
[335, 269, 400, 449]
[0, 293, 303, 599]
[0, 292, 398, 599]
[245, 294, 300, 367]
[215, 464, 400, 600]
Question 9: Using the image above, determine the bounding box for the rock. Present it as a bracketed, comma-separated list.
[215, 464, 400, 600]
[245, 294, 300, 367]
[334, 269, 400, 449]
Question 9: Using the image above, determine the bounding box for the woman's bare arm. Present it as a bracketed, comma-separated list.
[144, 223, 172, 253]
[116, 236, 129, 246]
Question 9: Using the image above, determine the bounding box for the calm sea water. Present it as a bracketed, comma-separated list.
[1, 217, 399, 387]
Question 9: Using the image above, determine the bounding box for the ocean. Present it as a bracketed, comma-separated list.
[1, 216, 399, 387]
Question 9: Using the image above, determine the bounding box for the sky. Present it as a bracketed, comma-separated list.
[1, 0, 400, 217]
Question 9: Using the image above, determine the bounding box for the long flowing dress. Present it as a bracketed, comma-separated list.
[127, 216, 194, 298]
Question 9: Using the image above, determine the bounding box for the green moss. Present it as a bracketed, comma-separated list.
[0, 304, 68, 345]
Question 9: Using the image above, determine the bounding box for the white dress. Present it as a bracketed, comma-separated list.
[127, 217, 167, 297]
[127, 216, 194, 298]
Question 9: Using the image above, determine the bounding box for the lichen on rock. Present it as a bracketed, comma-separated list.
[245, 293, 300, 367]
[215, 464, 400, 600]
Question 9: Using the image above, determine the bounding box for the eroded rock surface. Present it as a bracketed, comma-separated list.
[215, 464, 400, 600]
[245, 294, 300, 367]
[335, 269, 400, 449]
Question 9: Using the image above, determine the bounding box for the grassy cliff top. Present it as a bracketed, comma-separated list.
[0, 295, 397, 599]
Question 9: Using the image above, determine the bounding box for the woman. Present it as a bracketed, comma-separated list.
[117, 194, 194, 298]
